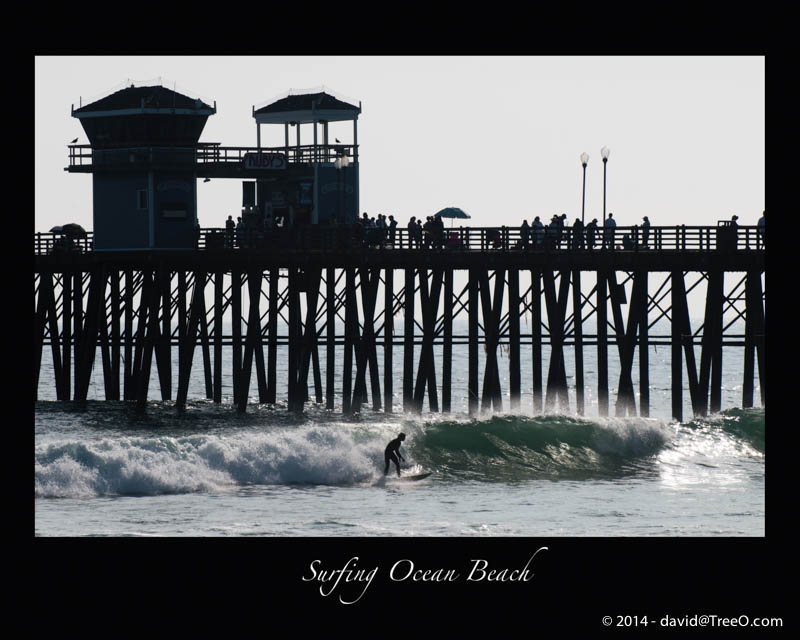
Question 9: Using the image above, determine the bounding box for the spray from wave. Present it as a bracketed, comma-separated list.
[35, 426, 384, 498]
[680, 407, 765, 454]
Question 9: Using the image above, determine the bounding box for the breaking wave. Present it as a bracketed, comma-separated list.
[35, 408, 686, 496]
[412, 413, 675, 481]
[35, 426, 382, 498]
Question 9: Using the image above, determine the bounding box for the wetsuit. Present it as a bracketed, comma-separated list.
[384, 437, 405, 476]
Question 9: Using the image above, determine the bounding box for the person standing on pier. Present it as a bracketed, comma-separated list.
[357, 218, 367, 246]
[407, 216, 418, 248]
[545, 220, 556, 249]
[642, 216, 651, 248]
[532, 216, 544, 247]
[603, 213, 616, 249]
[384, 432, 407, 477]
[434, 214, 445, 249]
[519, 219, 530, 249]
[730, 214, 739, 249]
[572, 218, 584, 249]
[586, 218, 598, 250]
[376, 214, 387, 247]
[422, 217, 433, 249]
[757, 211, 765, 247]
[225, 215, 235, 248]
[388, 215, 398, 246]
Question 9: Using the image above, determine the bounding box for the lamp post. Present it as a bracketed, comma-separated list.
[580, 152, 589, 225]
[601, 146, 610, 222]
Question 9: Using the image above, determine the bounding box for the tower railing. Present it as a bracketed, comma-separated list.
[67, 143, 357, 170]
[67, 144, 93, 167]
[195, 143, 355, 165]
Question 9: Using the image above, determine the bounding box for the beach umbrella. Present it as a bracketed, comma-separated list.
[435, 207, 471, 227]
[62, 223, 87, 236]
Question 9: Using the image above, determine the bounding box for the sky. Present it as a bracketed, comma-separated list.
[35, 55, 764, 233]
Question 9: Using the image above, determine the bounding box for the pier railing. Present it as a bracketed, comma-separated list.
[194, 224, 764, 253]
[34, 225, 764, 255]
[34, 232, 94, 255]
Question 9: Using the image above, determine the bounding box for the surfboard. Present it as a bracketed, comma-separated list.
[374, 472, 432, 487]
[398, 472, 432, 481]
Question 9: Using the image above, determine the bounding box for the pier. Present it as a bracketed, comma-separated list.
[35, 82, 765, 420]
[34, 225, 765, 421]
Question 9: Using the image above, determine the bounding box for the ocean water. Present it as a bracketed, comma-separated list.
[34, 321, 764, 537]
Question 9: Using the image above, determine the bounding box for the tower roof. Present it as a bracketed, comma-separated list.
[253, 90, 360, 124]
[255, 91, 357, 115]
[74, 85, 214, 117]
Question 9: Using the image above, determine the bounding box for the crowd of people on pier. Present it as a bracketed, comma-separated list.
[511, 213, 637, 251]
[344, 210, 654, 251]
[199, 208, 765, 252]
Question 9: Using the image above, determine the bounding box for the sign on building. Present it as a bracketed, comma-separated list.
[242, 152, 287, 170]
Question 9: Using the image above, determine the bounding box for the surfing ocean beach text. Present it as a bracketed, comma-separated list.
[302, 548, 549, 605]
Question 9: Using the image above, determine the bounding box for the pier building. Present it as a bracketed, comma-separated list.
[69, 84, 216, 251]
[68, 84, 361, 250]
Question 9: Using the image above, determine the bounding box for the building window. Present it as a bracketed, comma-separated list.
[161, 208, 187, 219]
[137, 189, 148, 211]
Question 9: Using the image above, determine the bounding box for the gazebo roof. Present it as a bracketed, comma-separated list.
[253, 91, 360, 124]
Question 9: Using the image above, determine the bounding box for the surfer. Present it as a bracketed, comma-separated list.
[384, 433, 406, 477]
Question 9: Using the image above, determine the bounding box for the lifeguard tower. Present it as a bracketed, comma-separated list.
[68, 83, 216, 250]
[66, 84, 361, 249]
[250, 89, 361, 226]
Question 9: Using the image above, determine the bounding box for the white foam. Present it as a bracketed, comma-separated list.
[35, 426, 389, 498]
[589, 417, 674, 457]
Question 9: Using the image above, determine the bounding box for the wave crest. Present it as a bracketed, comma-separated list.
[413, 414, 674, 480]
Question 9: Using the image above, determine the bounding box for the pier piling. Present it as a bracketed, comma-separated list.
[35, 228, 765, 420]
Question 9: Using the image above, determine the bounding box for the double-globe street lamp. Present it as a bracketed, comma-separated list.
[601, 146, 610, 222]
[580, 152, 589, 225]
